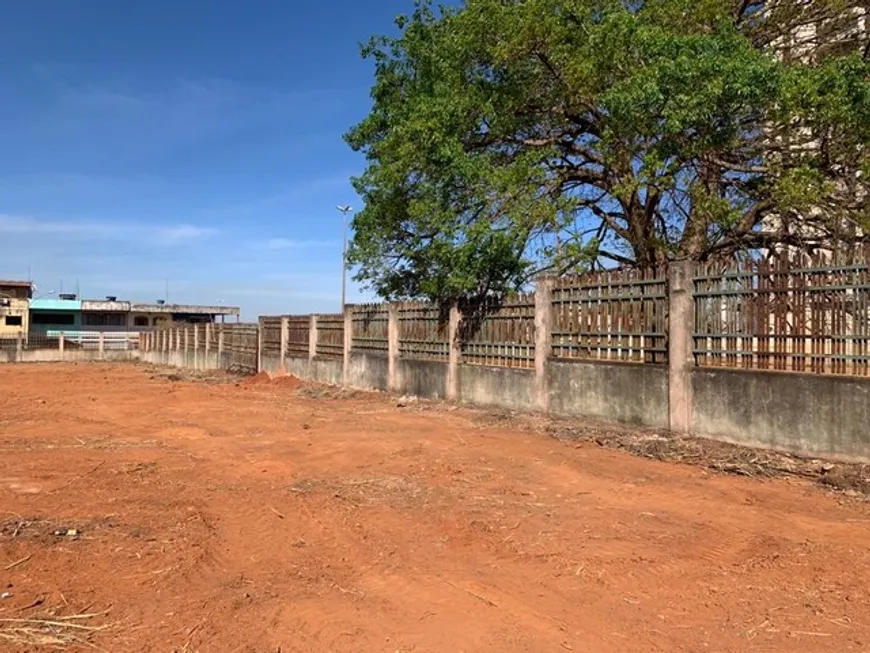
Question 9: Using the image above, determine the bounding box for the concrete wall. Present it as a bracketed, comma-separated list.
[285, 356, 310, 379]
[260, 354, 284, 376]
[309, 357, 343, 385]
[347, 352, 389, 391]
[692, 368, 870, 461]
[0, 348, 138, 363]
[396, 359, 448, 399]
[548, 360, 669, 428]
[139, 350, 221, 371]
[458, 364, 535, 412]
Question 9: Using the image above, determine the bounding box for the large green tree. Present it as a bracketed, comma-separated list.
[346, 0, 870, 301]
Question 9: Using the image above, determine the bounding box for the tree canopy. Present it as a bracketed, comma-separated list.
[346, 0, 870, 301]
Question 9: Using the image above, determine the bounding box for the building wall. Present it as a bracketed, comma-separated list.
[127, 312, 180, 329]
[29, 302, 82, 335]
[29, 314, 82, 335]
[0, 299, 29, 338]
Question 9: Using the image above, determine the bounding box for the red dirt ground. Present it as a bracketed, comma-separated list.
[1, 363, 869, 653]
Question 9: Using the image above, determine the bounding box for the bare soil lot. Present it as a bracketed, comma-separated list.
[1, 363, 869, 652]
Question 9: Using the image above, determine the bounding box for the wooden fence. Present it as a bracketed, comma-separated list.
[259, 316, 283, 356]
[146, 249, 870, 379]
[351, 304, 389, 354]
[315, 313, 345, 359]
[397, 302, 450, 361]
[220, 323, 259, 372]
[286, 316, 310, 356]
[695, 251, 870, 377]
[552, 269, 668, 364]
[460, 294, 535, 368]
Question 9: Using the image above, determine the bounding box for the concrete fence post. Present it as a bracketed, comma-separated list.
[217, 324, 225, 367]
[184, 327, 190, 358]
[204, 323, 211, 365]
[446, 302, 461, 401]
[342, 306, 353, 385]
[59, 333, 65, 361]
[257, 318, 264, 374]
[193, 324, 200, 370]
[387, 303, 399, 392]
[534, 277, 554, 412]
[308, 315, 318, 362]
[16, 336, 23, 363]
[668, 260, 694, 433]
[279, 316, 289, 373]
[98, 332, 105, 360]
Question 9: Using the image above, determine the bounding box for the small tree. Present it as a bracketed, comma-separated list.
[346, 0, 870, 301]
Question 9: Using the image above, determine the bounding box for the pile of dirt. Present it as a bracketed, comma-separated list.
[271, 375, 302, 391]
[241, 371, 272, 386]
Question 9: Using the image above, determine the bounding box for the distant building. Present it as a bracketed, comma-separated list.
[0, 280, 34, 338]
[29, 294, 240, 336]
[762, 2, 868, 260]
[29, 294, 81, 335]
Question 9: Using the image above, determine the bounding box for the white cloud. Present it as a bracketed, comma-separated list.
[157, 224, 218, 243]
[265, 238, 338, 250]
[0, 214, 216, 245]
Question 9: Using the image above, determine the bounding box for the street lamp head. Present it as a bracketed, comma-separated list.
[336, 205, 353, 214]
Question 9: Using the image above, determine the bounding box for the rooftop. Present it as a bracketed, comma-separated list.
[30, 297, 81, 311]
[0, 280, 34, 288]
[131, 302, 240, 316]
[78, 298, 240, 316]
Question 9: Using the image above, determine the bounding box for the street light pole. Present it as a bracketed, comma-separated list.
[337, 205, 353, 311]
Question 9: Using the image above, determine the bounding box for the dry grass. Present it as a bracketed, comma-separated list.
[0, 612, 110, 649]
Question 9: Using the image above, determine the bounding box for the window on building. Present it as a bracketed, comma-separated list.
[31, 312, 75, 325]
[83, 313, 125, 326]
[4, 315, 22, 326]
[133, 316, 149, 327]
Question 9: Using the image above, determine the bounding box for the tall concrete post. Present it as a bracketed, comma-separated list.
[308, 315, 318, 362]
[342, 306, 353, 385]
[193, 324, 199, 370]
[446, 302, 461, 401]
[668, 261, 694, 433]
[217, 324, 225, 367]
[257, 318, 264, 374]
[58, 333, 65, 361]
[387, 303, 400, 392]
[204, 323, 211, 367]
[16, 336, 22, 363]
[98, 332, 105, 360]
[279, 316, 289, 374]
[534, 277, 554, 412]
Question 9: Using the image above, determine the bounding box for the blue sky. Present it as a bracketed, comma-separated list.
[0, 0, 415, 317]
